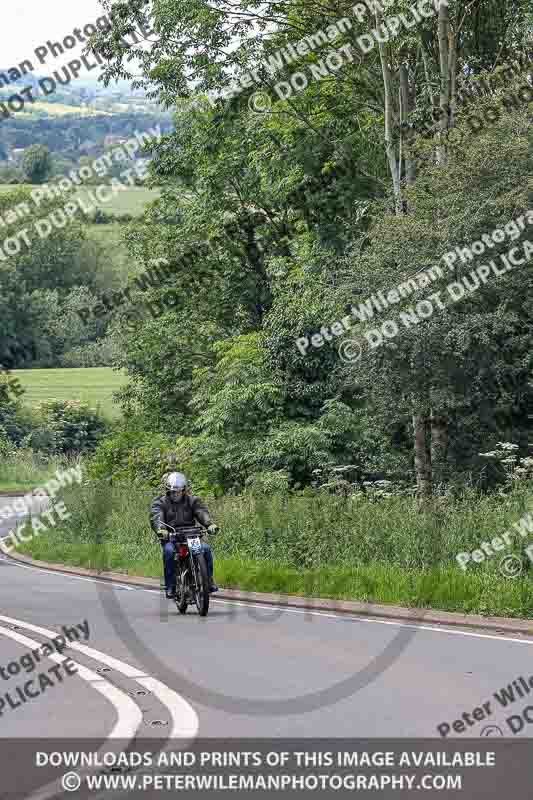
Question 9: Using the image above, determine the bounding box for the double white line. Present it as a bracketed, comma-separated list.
[0, 613, 199, 740]
[0, 613, 198, 798]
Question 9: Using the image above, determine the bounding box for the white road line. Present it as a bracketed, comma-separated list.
[211, 598, 533, 645]
[0, 614, 199, 739]
[0, 624, 141, 739]
[136, 677, 199, 737]
[0, 624, 143, 800]
[0, 555, 135, 590]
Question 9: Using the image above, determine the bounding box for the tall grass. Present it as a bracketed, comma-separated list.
[15, 482, 533, 617]
[0, 450, 72, 491]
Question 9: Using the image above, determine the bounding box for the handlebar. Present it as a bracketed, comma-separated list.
[161, 522, 205, 535]
[158, 522, 205, 539]
[159, 522, 216, 534]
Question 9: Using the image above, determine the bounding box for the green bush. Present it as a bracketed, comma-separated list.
[89, 428, 221, 494]
[0, 424, 16, 457]
[0, 400, 33, 446]
[60, 339, 117, 368]
[244, 470, 290, 495]
[23, 400, 107, 455]
[89, 428, 176, 486]
[86, 210, 135, 225]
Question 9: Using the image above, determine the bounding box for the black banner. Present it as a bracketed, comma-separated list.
[1, 739, 530, 799]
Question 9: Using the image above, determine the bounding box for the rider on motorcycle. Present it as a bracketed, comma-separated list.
[150, 472, 219, 599]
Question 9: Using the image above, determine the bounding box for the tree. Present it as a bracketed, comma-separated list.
[88, 0, 533, 498]
[366, 0, 531, 497]
[345, 105, 533, 493]
[0, 188, 95, 367]
[21, 144, 52, 184]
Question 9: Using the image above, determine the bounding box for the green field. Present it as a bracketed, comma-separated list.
[0, 185, 160, 217]
[25, 103, 108, 117]
[11, 367, 127, 419]
[74, 186, 160, 216]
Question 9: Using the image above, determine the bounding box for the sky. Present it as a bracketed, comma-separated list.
[1, 1, 111, 72]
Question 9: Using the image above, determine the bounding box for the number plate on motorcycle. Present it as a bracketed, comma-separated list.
[187, 536, 202, 552]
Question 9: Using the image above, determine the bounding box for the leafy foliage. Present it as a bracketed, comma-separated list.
[21, 145, 52, 184]
[23, 400, 107, 455]
[3, 0, 530, 498]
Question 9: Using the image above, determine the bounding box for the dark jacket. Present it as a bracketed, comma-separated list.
[150, 493, 212, 534]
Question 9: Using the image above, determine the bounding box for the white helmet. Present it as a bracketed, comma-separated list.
[165, 472, 188, 492]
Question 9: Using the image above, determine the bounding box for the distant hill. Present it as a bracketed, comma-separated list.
[0, 68, 159, 116]
[0, 66, 173, 169]
[0, 69, 146, 96]
[0, 69, 41, 91]
[0, 112, 172, 168]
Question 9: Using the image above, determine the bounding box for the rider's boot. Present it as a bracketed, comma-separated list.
[209, 578, 218, 593]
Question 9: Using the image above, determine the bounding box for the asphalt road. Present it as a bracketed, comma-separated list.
[1, 495, 533, 743]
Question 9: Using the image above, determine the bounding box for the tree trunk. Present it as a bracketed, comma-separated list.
[421, 45, 436, 108]
[376, 11, 402, 211]
[428, 6, 455, 464]
[413, 413, 432, 501]
[436, 1, 452, 165]
[430, 412, 448, 488]
[399, 64, 416, 186]
[448, 30, 458, 128]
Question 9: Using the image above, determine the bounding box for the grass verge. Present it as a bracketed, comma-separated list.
[14, 538, 533, 619]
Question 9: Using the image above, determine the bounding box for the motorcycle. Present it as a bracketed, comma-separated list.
[160, 522, 211, 617]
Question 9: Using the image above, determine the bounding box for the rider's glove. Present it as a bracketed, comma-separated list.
[207, 524, 219, 535]
[157, 528, 169, 541]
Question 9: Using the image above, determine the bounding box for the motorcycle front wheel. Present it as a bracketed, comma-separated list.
[193, 553, 210, 617]
[176, 567, 189, 614]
